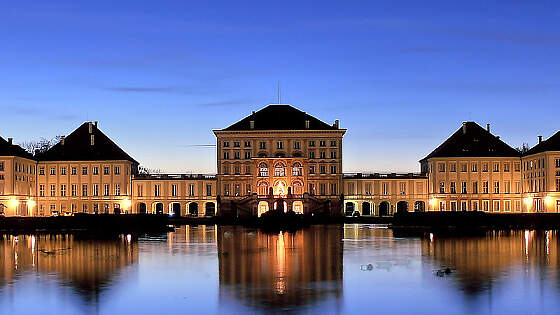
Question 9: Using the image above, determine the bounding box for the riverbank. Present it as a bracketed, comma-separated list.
[0, 214, 171, 234]
[392, 211, 560, 231]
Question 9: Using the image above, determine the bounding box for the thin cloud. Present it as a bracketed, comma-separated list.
[198, 99, 257, 107]
[100, 86, 180, 93]
[1, 105, 80, 121]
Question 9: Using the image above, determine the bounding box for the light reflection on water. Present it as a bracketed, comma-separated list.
[1, 225, 560, 314]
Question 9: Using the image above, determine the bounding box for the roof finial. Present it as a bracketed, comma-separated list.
[277, 80, 281, 104]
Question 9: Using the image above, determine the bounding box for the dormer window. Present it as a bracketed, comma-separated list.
[90, 135, 95, 145]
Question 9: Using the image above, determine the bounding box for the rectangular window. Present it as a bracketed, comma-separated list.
[472, 201, 479, 211]
[450, 182, 456, 194]
[439, 182, 445, 194]
[348, 182, 355, 194]
[483, 181, 489, 194]
[244, 141, 251, 147]
[320, 165, 326, 174]
[483, 200, 490, 211]
[494, 181, 500, 194]
[50, 184, 55, 197]
[461, 182, 467, 194]
[259, 166, 268, 177]
[223, 141, 229, 147]
[309, 183, 315, 195]
[223, 152, 229, 159]
[320, 183, 326, 195]
[504, 181, 510, 194]
[60, 184, 66, 197]
[399, 182, 406, 195]
[330, 165, 337, 174]
[309, 151, 315, 159]
[93, 184, 98, 196]
[320, 151, 326, 159]
[382, 183, 388, 195]
[556, 158, 560, 168]
[309, 166, 315, 174]
[320, 140, 326, 147]
[330, 151, 337, 159]
[438, 163, 445, 172]
[233, 141, 240, 147]
[39, 184, 45, 197]
[515, 181, 521, 194]
[82, 167, 87, 175]
[93, 166, 99, 175]
[504, 163, 510, 172]
[0, 162, 3, 171]
[39, 167, 45, 175]
[234, 152, 240, 159]
[50, 167, 55, 175]
[244, 151, 251, 159]
[365, 183, 372, 195]
[450, 163, 456, 172]
[82, 184, 88, 196]
[172, 184, 178, 197]
[104, 166, 110, 175]
[461, 201, 467, 211]
[515, 163, 521, 172]
[515, 200, 521, 211]
[277, 141, 283, 149]
[206, 184, 212, 196]
[482, 163, 488, 172]
[556, 178, 560, 192]
[189, 184, 195, 196]
[450, 201, 457, 211]
[330, 183, 337, 195]
[71, 167, 77, 175]
[309, 141, 315, 147]
[493, 163, 500, 172]
[461, 163, 467, 172]
[115, 166, 121, 175]
[439, 201, 445, 211]
[154, 184, 160, 197]
[330, 140, 337, 147]
[259, 142, 266, 149]
[71, 184, 77, 197]
[224, 184, 230, 196]
[137, 185, 143, 197]
[115, 184, 120, 196]
[493, 200, 500, 212]
[104, 184, 109, 196]
[61, 167, 67, 175]
[504, 200, 511, 211]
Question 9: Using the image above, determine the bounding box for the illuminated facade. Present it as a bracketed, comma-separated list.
[1, 108, 560, 216]
[213, 104, 346, 216]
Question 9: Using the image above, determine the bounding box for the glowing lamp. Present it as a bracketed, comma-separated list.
[429, 198, 437, 208]
[545, 196, 553, 206]
[27, 199, 36, 208]
[122, 199, 132, 209]
[8, 198, 19, 209]
[524, 197, 533, 205]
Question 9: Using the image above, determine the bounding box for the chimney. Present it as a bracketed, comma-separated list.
[94, 121, 98, 128]
[61, 136, 65, 145]
[496, 136, 500, 140]
[250, 120, 255, 129]
[305, 120, 310, 129]
[538, 135, 543, 144]
[7, 137, 13, 145]
[88, 122, 93, 133]
[334, 119, 340, 129]
[486, 123, 490, 132]
[462, 122, 467, 134]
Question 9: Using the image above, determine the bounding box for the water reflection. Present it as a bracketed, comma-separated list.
[423, 230, 560, 298]
[217, 225, 343, 313]
[0, 234, 137, 308]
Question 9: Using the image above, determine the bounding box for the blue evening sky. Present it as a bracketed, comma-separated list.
[1, 1, 559, 173]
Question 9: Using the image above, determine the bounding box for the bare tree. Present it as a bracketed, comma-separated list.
[516, 142, 530, 154]
[20, 135, 64, 156]
[138, 166, 162, 175]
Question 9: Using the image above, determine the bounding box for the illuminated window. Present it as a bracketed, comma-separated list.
[50, 184, 55, 197]
[493, 163, 500, 172]
[61, 167, 67, 175]
[438, 163, 445, 172]
[277, 141, 283, 149]
[82, 184, 88, 197]
[483, 181, 489, 194]
[293, 181, 303, 194]
[461, 182, 467, 194]
[439, 182, 445, 194]
[258, 181, 268, 195]
[50, 167, 55, 175]
[258, 163, 268, 177]
[274, 163, 286, 176]
[82, 167, 87, 175]
[450, 182, 456, 194]
[494, 181, 500, 194]
[292, 163, 303, 176]
[450, 163, 456, 172]
[482, 163, 488, 172]
[504, 163, 510, 172]
[493, 200, 500, 212]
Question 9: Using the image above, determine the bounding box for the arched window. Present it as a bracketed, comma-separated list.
[258, 181, 269, 195]
[258, 162, 268, 177]
[274, 162, 286, 177]
[292, 162, 303, 176]
[292, 180, 303, 194]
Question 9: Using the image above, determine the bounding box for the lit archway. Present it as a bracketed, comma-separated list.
[292, 201, 304, 214]
[154, 202, 164, 215]
[188, 202, 199, 216]
[274, 180, 287, 197]
[292, 180, 304, 195]
[414, 201, 426, 212]
[170, 202, 181, 216]
[257, 180, 269, 196]
[274, 199, 287, 212]
[258, 201, 269, 217]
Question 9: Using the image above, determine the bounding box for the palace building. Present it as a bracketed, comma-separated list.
[1, 103, 560, 216]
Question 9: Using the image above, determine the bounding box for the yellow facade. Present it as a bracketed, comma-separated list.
[343, 173, 429, 216]
[424, 157, 523, 212]
[522, 151, 560, 212]
[0, 155, 37, 216]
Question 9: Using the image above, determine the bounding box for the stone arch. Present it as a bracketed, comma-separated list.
[188, 202, 199, 216]
[258, 201, 269, 217]
[414, 201, 426, 212]
[291, 180, 304, 195]
[257, 180, 269, 196]
[274, 162, 286, 176]
[137, 202, 147, 214]
[379, 201, 390, 216]
[170, 202, 181, 216]
[205, 202, 216, 216]
[397, 201, 408, 213]
[153, 202, 164, 215]
[345, 202, 355, 216]
[362, 202, 372, 216]
[292, 162, 303, 176]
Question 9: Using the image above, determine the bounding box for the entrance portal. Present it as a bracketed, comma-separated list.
[379, 202, 390, 216]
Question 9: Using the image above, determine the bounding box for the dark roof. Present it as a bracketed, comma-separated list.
[525, 131, 560, 155]
[37, 122, 138, 163]
[222, 104, 339, 131]
[343, 173, 427, 179]
[0, 136, 34, 159]
[421, 122, 520, 161]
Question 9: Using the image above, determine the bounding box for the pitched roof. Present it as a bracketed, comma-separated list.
[421, 122, 520, 161]
[525, 130, 560, 155]
[37, 122, 138, 163]
[0, 136, 34, 159]
[222, 104, 339, 131]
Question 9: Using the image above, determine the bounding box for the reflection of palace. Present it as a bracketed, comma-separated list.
[217, 225, 343, 312]
[0, 234, 137, 302]
[422, 230, 560, 295]
[2, 104, 560, 216]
